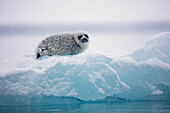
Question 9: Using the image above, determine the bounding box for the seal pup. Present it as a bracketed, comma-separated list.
[35, 32, 89, 58]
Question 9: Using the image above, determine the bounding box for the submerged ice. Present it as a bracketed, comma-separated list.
[0, 32, 170, 103]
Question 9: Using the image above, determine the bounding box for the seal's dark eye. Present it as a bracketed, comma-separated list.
[84, 34, 89, 39]
[78, 35, 83, 40]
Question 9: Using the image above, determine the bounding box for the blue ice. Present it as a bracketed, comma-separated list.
[0, 32, 170, 105]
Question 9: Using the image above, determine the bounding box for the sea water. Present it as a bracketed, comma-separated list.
[1, 101, 170, 113]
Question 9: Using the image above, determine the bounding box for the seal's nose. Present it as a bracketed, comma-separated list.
[81, 36, 88, 43]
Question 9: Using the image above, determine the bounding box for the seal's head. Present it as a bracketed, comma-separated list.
[74, 32, 89, 50]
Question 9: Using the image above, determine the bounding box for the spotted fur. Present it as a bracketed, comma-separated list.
[35, 32, 89, 58]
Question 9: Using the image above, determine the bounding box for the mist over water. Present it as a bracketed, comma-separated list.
[0, 22, 170, 60]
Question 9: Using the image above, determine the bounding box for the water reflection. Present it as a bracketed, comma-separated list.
[1, 101, 170, 113]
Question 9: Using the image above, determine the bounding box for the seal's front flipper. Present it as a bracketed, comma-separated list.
[36, 53, 41, 59]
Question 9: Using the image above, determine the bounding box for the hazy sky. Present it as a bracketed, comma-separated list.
[0, 0, 170, 25]
[0, 0, 170, 59]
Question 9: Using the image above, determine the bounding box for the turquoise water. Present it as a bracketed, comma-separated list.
[1, 101, 170, 113]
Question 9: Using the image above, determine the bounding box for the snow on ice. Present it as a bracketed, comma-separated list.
[0, 32, 170, 102]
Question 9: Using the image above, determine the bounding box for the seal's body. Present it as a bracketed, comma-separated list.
[35, 32, 89, 58]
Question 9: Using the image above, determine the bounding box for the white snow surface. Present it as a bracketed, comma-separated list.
[151, 90, 163, 95]
[0, 32, 170, 100]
